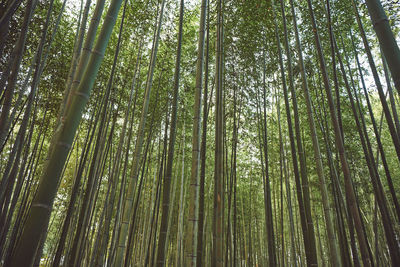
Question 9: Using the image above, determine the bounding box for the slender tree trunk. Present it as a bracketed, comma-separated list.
[306, 0, 373, 266]
[7, 0, 123, 264]
[185, 0, 207, 265]
[0, 0, 37, 148]
[332, 24, 400, 264]
[155, 1, 184, 265]
[260, 45, 276, 267]
[288, 0, 341, 265]
[364, 0, 400, 95]
[197, 2, 210, 265]
[272, 1, 317, 265]
[351, 0, 400, 163]
[213, 0, 224, 266]
[114, 1, 165, 264]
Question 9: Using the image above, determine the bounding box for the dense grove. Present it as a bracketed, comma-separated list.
[0, 0, 400, 266]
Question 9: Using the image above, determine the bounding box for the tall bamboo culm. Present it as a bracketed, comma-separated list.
[7, 0, 123, 265]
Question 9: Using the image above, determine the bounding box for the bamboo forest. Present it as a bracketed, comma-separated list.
[2, 0, 400, 266]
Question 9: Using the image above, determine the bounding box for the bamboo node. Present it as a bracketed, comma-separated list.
[373, 17, 388, 28]
[91, 49, 104, 57]
[105, 14, 117, 21]
[32, 203, 52, 212]
[74, 91, 90, 100]
[57, 141, 71, 149]
[91, 17, 100, 23]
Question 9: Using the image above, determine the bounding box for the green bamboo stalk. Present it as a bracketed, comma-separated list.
[185, 0, 207, 265]
[156, 1, 184, 266]
[288, 0, 341, 265]
[114, 1, 166, 265]
[306, 0, 372, 265]
[197, 2, 210, 265]
[271, 1, 317, 265]
[0, 0, 37, 149]
[61, 0, 105, 119]
[279, 1, 320, 266]
[255, 82, 276, 266]
[364, 0, 400, 95]
[334, 26, 400, 266]
[106, 44, 142, 267]
[352, 0, 400, 164]
[278, 92, 298, 267]
[0, 0, 23, 57]
[7, 0, 123, 264]
[213, 0, 224, 265]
